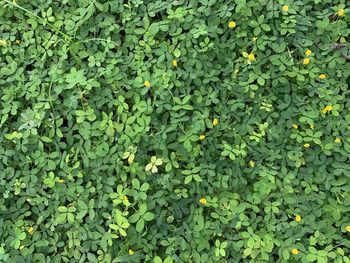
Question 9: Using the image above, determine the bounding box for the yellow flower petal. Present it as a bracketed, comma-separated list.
[247, 53, 255, 61]
[305, 49, 312, 56]
[292, 124, 298, 129]
[128, 249, 134, 255]
[199, 198, 207, 205]
[303, 143, 310, 148]
[295, 215, 301, 222]
[319, 74, 326, 79]
[335, 138, 341, 143]
[212, 118, 219, 126]
[282, 5, 289, 12]
[199, 135, 205, 140]
[338, 8, 345, 17]
[346, 225, 350, 232]
[303, 57, 310, 65]
[144, 81, 150, 87]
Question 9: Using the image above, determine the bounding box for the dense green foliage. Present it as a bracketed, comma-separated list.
[1, 0, 350, 262]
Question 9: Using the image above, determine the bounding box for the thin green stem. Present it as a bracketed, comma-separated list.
[2, 0, 72, 41]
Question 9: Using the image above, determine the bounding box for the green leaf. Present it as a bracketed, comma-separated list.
[174, 48, 181, 58]
[136, 219, 145, 232]
[58, 206, 67, 213]
[143, 212, 154, 221]
[184, 175, 192, 184]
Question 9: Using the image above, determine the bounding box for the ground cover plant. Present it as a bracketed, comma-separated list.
[1, 0, 350, 262]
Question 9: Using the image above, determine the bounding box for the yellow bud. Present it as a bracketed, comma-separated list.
[128, 249, 134, 255]
[305, 49, 312, 56]
[291, 248, 299, 255]
[319, 74, 326, 79]
[212, 118, 219, 126]
[144, 81, 150, 87]
[199, 135, 205, 140]
[282, 5, 289, 12]
[303, 143, 310, 148]
[228, 21, 236, 29]
[292, 124, 298, 129]
[249, 160, 255, 167]
[295, 215, 301, 222]
[28, 227, 34, 234]
[172, 60, 177, 67]
[335, 138, 341, 143]
[58, 179, 65, 183]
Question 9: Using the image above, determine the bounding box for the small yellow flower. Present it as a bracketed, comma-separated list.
[15, 40, 20, 44]
[252, 37, 258, 42]
[305, 49, 312, 56]
[199, 134, 205, 140]
[303, 57, 310, 65]
[128, 249, 134, 255]
[338, 8, 345, 17]
[249, 160, 255, 168]
[58, 179, 65, 183]
[228, 21, 236, 29]
[199, 198, 207, 205]
[295, 215, 301, 222]
[123, 195, 129, 202]
[282, 5, 289, 12]
[144, 81, 150, 87]
[321, 105, 333, 113]
[28, 227, 34, 234]
[319, 74, 326, 79]
[310, 124, 314, 129]
[292, 124, 298, 129]
[172, 59, 177, 67]
[212, 118, 219, 126]
[0, 39, 7, 46]
[247, 53, 255, 62]
[346, 225, 350, 232]
[291, 248, 299, 255]
[335, 138, 341, 143]
[303, 143, 310, 148]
